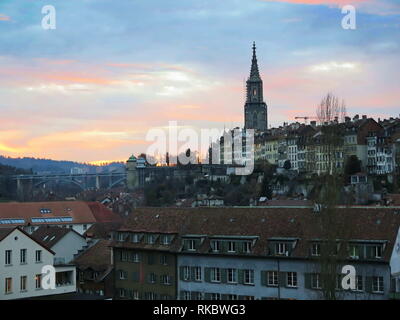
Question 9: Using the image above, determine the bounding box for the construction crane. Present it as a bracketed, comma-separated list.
[295, 116, 318, 125]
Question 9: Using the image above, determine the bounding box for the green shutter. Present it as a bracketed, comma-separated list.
[365, 276, 373, 293]
[190, 267, 196, 281]
[221, 268, 227, 283]
[204, 268, 211, 282]
[238, 269, 244, 284]
[304, 273, 311, 289]
[261, 271, 266, 286]
[237, 241, 243, 254]
[279, 272, 286, 287]
[179, 266, 185, 281]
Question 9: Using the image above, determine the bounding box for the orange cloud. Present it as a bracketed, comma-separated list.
[0, 14, 10, 21]
[43, 74, 114, 85]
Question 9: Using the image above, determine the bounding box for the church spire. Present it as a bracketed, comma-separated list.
[249, 41, 260, 79]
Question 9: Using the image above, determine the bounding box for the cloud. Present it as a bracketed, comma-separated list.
[0, 14, 11, 21]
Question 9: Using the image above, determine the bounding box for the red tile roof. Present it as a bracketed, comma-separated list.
[0, 201, 119, 226]
[114, 206, 400, 262]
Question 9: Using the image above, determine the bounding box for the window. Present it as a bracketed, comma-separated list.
[192, 292, 203, 300]
[147, 234, 156, 244]
[119, 270, 127, 280]
[349, 245, 359, 259]
[355, 275, 363, 291]
[372, 276, 384, 293]
[226, 294, 237, 300]
[162, 275, 171, 285]
[160, 255, 168, 265]
[267, 271, 278, 286]
[210, 293, 221, 300]
[311, 243, 321, 256]
[211, 268, 221, 283]
[132, 253, 140, 263]
[20, 249, 27, 264]
[121, 251, 129, 262]
[5, 278, 12, 294]
[119, 289, 126, 298]
[186, 239, 196, 251]
[228, 241, 236, 253]
[20, 276, 27, 291]
[148, 273, 157, 284]
[276, 243, 289, 255]
[131, 234, 140, 243]
[161, 235, 171, 245]
[227, 268, 237, 283]
[287, 272, 297, 288]
[182, 291, 191, 300]
[35, 274, 42, 289]
[35, 250, 42, 263]
[243, 241, 252, 253]
[243, 269, 254, 285]
[194, 267, 202, 281]
[183, 266, 190, 281]
[132, 290, 139, 300]
[311, 274, 321, 289]
[373, 245, 382, 258]
[5, 250, 12, 265]
[211, 240, 220, 252]
[117, 233, 125, 242]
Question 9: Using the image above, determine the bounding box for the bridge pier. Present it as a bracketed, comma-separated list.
[96, 175, 100, 189]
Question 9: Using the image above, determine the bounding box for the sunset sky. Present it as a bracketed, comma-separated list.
[0, 0, 399, 163]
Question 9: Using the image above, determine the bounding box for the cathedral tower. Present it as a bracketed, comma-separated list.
[244, 42, 268, 131]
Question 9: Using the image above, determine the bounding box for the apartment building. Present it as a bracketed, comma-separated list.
[113, 229, 177, 300]
[0, 227, 76, 300]
[112, 206, 400, 300]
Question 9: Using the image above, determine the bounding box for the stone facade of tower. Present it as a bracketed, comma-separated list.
[244, 42, 268, 132]
[126, 155, 138, 191]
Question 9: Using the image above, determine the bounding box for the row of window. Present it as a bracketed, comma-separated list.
[4, 275, 42, 294]
[117, 233, 173, 245]
[118, 251, 169, 265]
[117, 270, 173, 286]
[118, 289, 172, 300]
[183, 239, 254, 253]
[179, 267, 385, 293]
[4, 249, 42, 266]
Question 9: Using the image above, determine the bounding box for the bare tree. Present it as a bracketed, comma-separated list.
[312, 93, 349, 299]
[316, 93, 347, 125]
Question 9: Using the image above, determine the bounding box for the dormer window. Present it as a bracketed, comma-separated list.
[211, 240, 220, 252]
[147, 234, 156, 244]
[276, 242, 289, 255]
[228, 241, 236, 253]
[311, 243, 321, 256]
[349, 245, 359, 259]
[372, 245, 382, 259]
[161, 235, 172, 245]
[184, 239, 196, 251]
[117, 233, 125, 242]
[131, 234, 140, 243]
[243, 241, 252, 253]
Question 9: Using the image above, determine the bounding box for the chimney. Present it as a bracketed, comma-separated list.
[334, 116, 338, 123]
[362, 115, 367, 119]
[353, 114, 359, 121]
[310, 121, 316, 127]
[345, 116, 351, 122]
